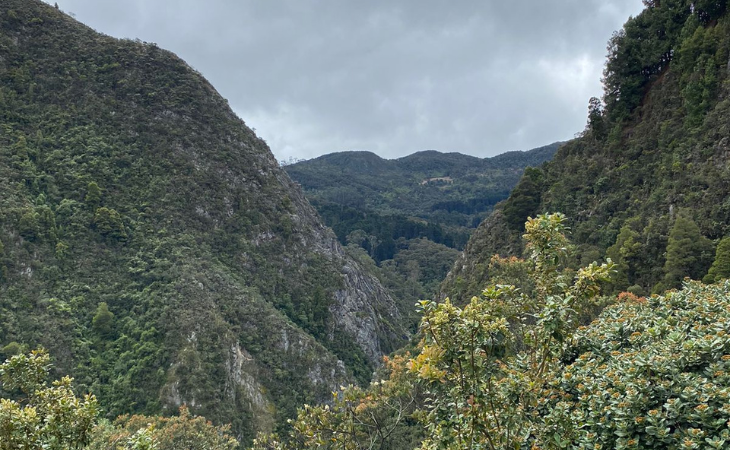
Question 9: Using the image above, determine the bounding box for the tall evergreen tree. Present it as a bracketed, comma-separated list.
[704, 236, 730, 283]
[659, 214, 714, 291]
[606, 223, 643, 291]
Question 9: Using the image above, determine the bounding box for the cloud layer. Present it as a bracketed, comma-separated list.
[53, 0, 645, 160]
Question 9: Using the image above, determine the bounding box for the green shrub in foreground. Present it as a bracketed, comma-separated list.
[550, 281, 730, 449]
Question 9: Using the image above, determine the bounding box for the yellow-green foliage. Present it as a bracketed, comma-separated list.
[87, 405, 239, 450]
[705, 236, 730, 283]
[0, 349, 99, 450]
[250, 353, 422, 450]
[411, 213, 614, 449]
[259, 215, 730, 449]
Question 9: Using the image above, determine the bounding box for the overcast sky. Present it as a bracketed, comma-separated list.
[50, 0, 645, 161]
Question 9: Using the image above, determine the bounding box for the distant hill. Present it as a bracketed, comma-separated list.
[0, 0, 408, 443]
[285, 144, 560, 324]
[286, 144, 561, 231]
[442, 0, 730, 301]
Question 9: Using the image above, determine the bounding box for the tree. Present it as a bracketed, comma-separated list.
[585, 96, 607, 140]
[659, 214, 713, 291]
[704, 236, 730, 283]
[87, 405, 239, 450]
[18, 209, 40, 241]
[92, 302, 115, 338]
[0, 349, 99, 450]
[409, 213, 614, 449]
[502, 168, 544, 231]
[250, 354, 422, 450]
[93, 207, 127, 240]
[85, 181, 102, 209]
[606, 223, 643, 292]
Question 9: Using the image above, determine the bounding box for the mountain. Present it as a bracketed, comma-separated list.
[285, 144, 561, 232]
[0, 0, 408, 442]
[284, 144, 560, 317]
[442, 0, 730, 301]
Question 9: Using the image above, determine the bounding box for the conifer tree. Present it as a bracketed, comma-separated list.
[704, 236, 730, 283]
[659, 214, 713, 291]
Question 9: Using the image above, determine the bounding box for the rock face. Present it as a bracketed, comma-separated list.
[0, 0, 406, 443]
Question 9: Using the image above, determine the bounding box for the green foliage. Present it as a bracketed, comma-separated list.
[93, 207, 127, 240]
[0, 0, 408, 443]
[502, 167, 544, 231]
[585, 96, 608, 140]
[659, 213, 714, 291]
[0, 342, 23, 359]
[606, 221, 643, 292]
[85, 181, 102, 209]
[551, 280, 730, 448]
[705, 236, 730, 283]
[410, 213, 614, 449]
[18, 209, 40, 241]
[92, 302, 115, 338]
[87, 405, 239, 450]
[0, 349, 99, 450]
[286, 145, 560, 302]
[0, 239, 6, 281]
[250, 354, 422, 450]
[285, 146, 559, 233]
[445, 0, 730, 298]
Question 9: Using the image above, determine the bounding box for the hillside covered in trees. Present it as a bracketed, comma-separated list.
[444, 0, 730, 301]
[285, 144, 560, 239]
[0, 0, 411, 443]
[285, 144, 560, 322]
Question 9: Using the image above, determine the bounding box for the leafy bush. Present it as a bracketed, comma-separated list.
[0, 349, 99, 450]
[551, 280, 730, 448]
[88, 405, 239, 450]
[410, 213, 614, 449]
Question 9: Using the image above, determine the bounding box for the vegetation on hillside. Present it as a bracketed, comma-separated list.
[0, 350, 239, 449]
[0, 0, 407, 443]
[286, 144, 560, 312]
[4, 0, 730, 447]
[444, 0, 730, 300]
[250, 213, 730, 449]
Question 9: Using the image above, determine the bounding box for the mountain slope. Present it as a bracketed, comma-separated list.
[285, 143, 561, 231]
[0, 1, 406, 442]
[285, 145, 560, 314]
[443, 0, 730, 300]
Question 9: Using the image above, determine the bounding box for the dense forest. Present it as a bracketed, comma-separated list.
[286, 145, 560, 324]
[3, 0, 730, 449]
[0, 0, 409, 443]
[259, 0, 730, 448]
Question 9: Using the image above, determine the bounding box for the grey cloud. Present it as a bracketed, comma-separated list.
[52, 0, 645, 160]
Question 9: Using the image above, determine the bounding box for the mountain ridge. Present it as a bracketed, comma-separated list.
[0, 0, 407, 442]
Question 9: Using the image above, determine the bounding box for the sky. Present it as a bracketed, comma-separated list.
[49, 0, 645, 161]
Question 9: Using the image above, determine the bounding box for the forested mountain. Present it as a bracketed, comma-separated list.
[0, 0, 409, 442]
[285, 144, 560, 233]
[285, 144, 560, 314]
[443, 0, 730, 301]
